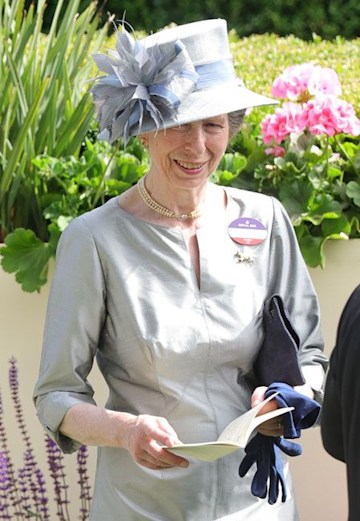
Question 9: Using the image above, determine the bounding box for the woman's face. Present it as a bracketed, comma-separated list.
[144, 115, 229, 190]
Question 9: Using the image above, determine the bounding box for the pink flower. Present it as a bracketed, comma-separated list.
[271, 63, 342, 101]
[271, 63, 315, 100]
[308, 67, 342, 97]
[304, 96, 360, 136]
[262, 63, 360, 149]
[261, 102, 307, 144]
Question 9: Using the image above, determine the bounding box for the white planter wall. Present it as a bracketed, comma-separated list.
[1, 239, 359, 519]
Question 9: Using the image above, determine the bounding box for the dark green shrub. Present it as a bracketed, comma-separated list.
[25, 0, 360, 40]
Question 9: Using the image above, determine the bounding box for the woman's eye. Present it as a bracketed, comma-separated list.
[169, 124, 190, 132]
[205, 122, 224, 131]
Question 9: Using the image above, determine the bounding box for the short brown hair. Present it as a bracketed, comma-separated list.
[228, 110, 246, 139]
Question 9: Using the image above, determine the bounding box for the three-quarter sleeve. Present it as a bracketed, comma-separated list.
[33, 216, 106, 453]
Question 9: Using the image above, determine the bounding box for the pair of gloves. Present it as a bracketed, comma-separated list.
[238, 382, 321, 504]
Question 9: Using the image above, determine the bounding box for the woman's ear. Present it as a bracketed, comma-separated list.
[139, 135, 148, 147]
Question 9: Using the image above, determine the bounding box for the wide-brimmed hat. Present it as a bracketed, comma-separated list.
[91, 19, 275, 144]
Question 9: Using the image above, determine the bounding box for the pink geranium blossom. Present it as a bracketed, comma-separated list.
[307, 67, 342, 97]
[271, 63, 315, 100]
[271, 62, 342, 101]
[261, 102, 307, 144]
[262, 64, 360, 147]
[305, 96, 360, 136]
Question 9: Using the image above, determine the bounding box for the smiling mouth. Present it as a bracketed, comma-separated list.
[175, 160, 206, 170]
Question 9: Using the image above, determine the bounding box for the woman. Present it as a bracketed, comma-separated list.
[34, 19, 327, 520]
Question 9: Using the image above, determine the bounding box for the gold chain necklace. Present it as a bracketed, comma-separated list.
[137, 176, 201, 221]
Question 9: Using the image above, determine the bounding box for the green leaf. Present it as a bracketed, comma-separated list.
[0, 77, 49, 198]
[279, 179, 313, 221]
[305, 193, 342, 225]
[56, 215, 73, 231]
[327, 165, 343, 179]
[298, 235, 324, 268]
[218, 152, 247, 174]
[349, 215, 360, 236]
[321, 215, 351, 238]
[0, 228, 53, 292]
[340, 141, 359, 159]
[346, 181, 360, 207]
[216, 170, 239, 185]
[47, 222, 63, 254]
[243, 147, 267, 175]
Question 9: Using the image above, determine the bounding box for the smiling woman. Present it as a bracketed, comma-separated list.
[33, 18, 327, 521]
[134, 115, 230, 217]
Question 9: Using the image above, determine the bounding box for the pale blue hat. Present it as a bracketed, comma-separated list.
[91, 19, 275, 144]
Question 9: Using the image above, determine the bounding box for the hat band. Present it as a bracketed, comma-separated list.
[195, 59, 237, 89]
[139, 59, 237, 114]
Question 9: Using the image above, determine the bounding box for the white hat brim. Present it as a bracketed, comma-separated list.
[136, 83, 276, 135]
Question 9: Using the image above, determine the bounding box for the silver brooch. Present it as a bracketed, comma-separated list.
[234, 251, 255, 266]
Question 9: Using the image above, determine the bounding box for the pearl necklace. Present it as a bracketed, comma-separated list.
[137, 176, 201, 221]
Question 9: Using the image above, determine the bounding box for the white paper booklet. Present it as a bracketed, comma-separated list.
[164, 393, 293, 462]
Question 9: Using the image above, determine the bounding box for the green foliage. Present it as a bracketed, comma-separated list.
[0, 137, 149, 291]
[0, 228, 58, 292]
[210, 153, 248, 186]
[0, 0, 111, 241]
[228, 130, 360, 268]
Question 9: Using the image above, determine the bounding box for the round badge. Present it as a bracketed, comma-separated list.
[228, 217, 267, 245]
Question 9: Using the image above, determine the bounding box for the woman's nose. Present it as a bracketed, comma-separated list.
[183, 126, 206, 154]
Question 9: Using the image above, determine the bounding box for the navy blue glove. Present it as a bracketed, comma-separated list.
[265, 382, 321, 438]
[239, 382, 321, 504]
[239, 434, 289, 504]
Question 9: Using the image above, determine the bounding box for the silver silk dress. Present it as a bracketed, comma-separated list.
[34, 187, 327, 520]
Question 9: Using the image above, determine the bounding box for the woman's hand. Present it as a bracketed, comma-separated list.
[251, 386, 284, 437]
[60, 404, 189, 471]
[122, 413, 189, 470]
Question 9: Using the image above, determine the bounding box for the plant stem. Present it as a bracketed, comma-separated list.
[334, 135, 357, 174]
[91, 148, 118, 209]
